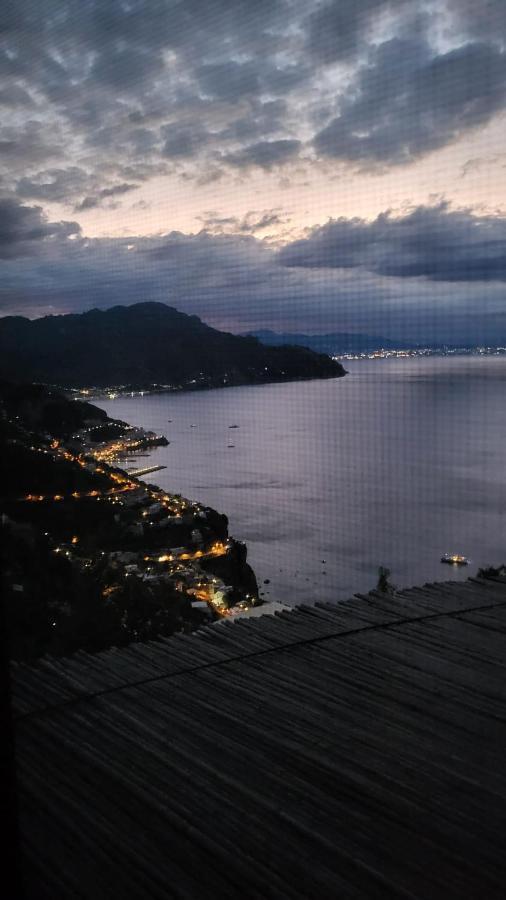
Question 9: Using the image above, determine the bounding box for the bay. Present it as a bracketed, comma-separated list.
[97, 356, 506, 606]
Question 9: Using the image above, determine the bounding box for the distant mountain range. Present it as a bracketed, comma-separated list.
[243, 330, 420, 354]
[0, 303, 345, 390]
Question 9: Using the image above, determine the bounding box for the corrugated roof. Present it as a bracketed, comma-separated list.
[12, 577, 506, 899]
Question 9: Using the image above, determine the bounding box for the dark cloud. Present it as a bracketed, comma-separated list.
[0, 197, 80, 258]
[2, 0, 506, 345]
[197, 60, 306, 103]
[3, 0, 506, 196]
[195, 168, 225, 186]
[124, 128, 160, 156]
[16, 168, 92, 204]
[0, 84, 35, 108]
[118, 161, 169, 182]
[197, 61, 262, 102]
[306, 0, 407, 63]
[15, 169, 142, 210]
[88, 45, 166, 94]
[245, 212, 288, 232]
[0, 0, 292, 109]
[74, 183, 139, 212]
[223, 140, 301, 169]
[217, 99, 289, 144]
[0, 121, 64, 171]
[447, 0, 506, 43]
[314, 38, 506, 165]
[2, 198, 506, 344]
[0, 0, 303, 192]
[278, 203, 506, 282]
[161, 124, 213, 160]
[199, 209, 289, 234]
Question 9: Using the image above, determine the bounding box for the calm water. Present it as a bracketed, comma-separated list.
[98, 356, 506, 606]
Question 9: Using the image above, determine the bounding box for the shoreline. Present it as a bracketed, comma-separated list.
[95, 355, 506, 607]
[2, 382, 267, 662]
[63, 371, 346, 403]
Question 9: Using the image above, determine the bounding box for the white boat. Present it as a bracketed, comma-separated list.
[441, 553, 469, 566]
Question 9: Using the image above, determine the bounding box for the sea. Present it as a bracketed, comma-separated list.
[97, 355, 506, 606]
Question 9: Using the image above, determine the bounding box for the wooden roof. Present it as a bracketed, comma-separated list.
[12, 577, 506, 899]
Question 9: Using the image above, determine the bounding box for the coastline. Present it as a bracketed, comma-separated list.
[68, 369, 347, 404]
[96, 356, 506, 607]
[1, 383, 265, 662]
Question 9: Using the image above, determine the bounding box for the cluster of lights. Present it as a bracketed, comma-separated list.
[87, 430, 165, 464]
[334, 345, 506, 362]
[143, 541, 228, 565]
[22, 482, 135, 503]
[18, 428, 252, 620]
[20, 442, 140, 502]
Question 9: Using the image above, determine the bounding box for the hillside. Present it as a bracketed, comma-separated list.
[0, 380, 111, 437]
[1, 380, 259, 660]
[244, 329, 417, 354]
[0, 303, 345, 390]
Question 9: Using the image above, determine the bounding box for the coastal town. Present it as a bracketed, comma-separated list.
[26, 428, 259, 617]
[334, 345, 506, 362]
[1, 382, 262, 661]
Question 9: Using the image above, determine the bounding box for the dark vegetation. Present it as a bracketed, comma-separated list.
[477, 564, 506, 579]
[0, 380, 113, 437]
[0, 302, 345, 389]
[1, 439, 111, 500]
[2, 524, 192, 662]
[376, 566, 396, 594]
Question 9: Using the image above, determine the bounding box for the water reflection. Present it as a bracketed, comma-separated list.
[98, 356, 506, 605]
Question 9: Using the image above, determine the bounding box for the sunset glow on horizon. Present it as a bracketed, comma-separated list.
[2, 0, 506, 342]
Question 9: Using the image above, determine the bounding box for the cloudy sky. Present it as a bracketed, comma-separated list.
[2, 0, 506, 342]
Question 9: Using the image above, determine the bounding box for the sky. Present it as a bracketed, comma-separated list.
[1, 0, 506, 343]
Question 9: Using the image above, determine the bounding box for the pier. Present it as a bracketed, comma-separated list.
[124, 464, 167, 477]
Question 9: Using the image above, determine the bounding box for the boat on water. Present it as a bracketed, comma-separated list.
[441, 553, 469, 566]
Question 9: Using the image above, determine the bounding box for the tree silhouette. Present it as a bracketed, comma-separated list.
[376, 566, 396, 594]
